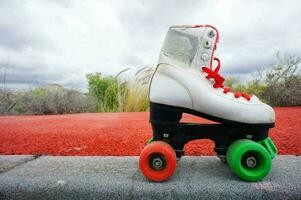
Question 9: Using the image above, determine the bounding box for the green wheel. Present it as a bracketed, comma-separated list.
[226, 139, 272, 182]
[147, 137, 154, 145]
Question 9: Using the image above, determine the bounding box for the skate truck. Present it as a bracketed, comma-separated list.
[139, 25, 278, 182]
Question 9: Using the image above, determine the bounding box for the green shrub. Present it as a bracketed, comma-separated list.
[86, 73, 127, 112]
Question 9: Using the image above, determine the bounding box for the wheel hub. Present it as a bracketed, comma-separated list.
[149, 153, 166, 171]
[246, 156, 257, 168]
[152, 158, 163, 169]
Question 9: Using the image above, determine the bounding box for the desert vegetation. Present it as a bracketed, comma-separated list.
[0, 52, 300, 115]
[225, 52, 301, 106]
[0, 66, 154, 115]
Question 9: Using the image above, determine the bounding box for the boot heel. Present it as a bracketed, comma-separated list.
[150, 103, 182, 123]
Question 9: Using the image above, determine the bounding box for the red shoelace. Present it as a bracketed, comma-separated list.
[201, 58, 251, 101]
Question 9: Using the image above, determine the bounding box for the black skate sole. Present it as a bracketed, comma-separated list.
[149, 102, 275, 158]
[150, 102, 275, 128]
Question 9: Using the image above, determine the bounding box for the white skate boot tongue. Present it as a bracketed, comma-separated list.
[159, 25, 218, 70]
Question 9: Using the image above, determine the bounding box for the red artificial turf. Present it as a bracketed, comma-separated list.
[0, 107, 300, 156]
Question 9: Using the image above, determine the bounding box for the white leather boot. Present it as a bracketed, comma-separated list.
[149, 25, 275, 126]
[139, 27, 277, 182]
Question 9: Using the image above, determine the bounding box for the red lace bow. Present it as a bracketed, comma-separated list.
[202, 58, 251, 101]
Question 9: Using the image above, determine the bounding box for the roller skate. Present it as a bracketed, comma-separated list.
[139, 25, 278, 182]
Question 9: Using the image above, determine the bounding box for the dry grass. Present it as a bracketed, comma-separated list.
[123, 66, 154, 112]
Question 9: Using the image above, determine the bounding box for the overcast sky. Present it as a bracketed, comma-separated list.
[0, 0, 300, 91]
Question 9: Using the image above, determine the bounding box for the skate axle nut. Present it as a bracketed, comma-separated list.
[152, 158, 164, 170]
[245, 157, 257, 168]
[148, 153, 167, 171]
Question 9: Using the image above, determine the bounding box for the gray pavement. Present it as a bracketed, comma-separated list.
[0, 155, 300, 200]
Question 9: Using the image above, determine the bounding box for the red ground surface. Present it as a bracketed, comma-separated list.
[0, 107, 300, 156]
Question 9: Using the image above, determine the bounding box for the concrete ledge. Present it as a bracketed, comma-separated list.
[0, 155, 35, 173]
[0, 155, 300, 199]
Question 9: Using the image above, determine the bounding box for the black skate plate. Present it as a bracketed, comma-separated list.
[149, 102, 274, 158]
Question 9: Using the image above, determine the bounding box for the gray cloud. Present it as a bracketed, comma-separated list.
[0, 0, 301, 91]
